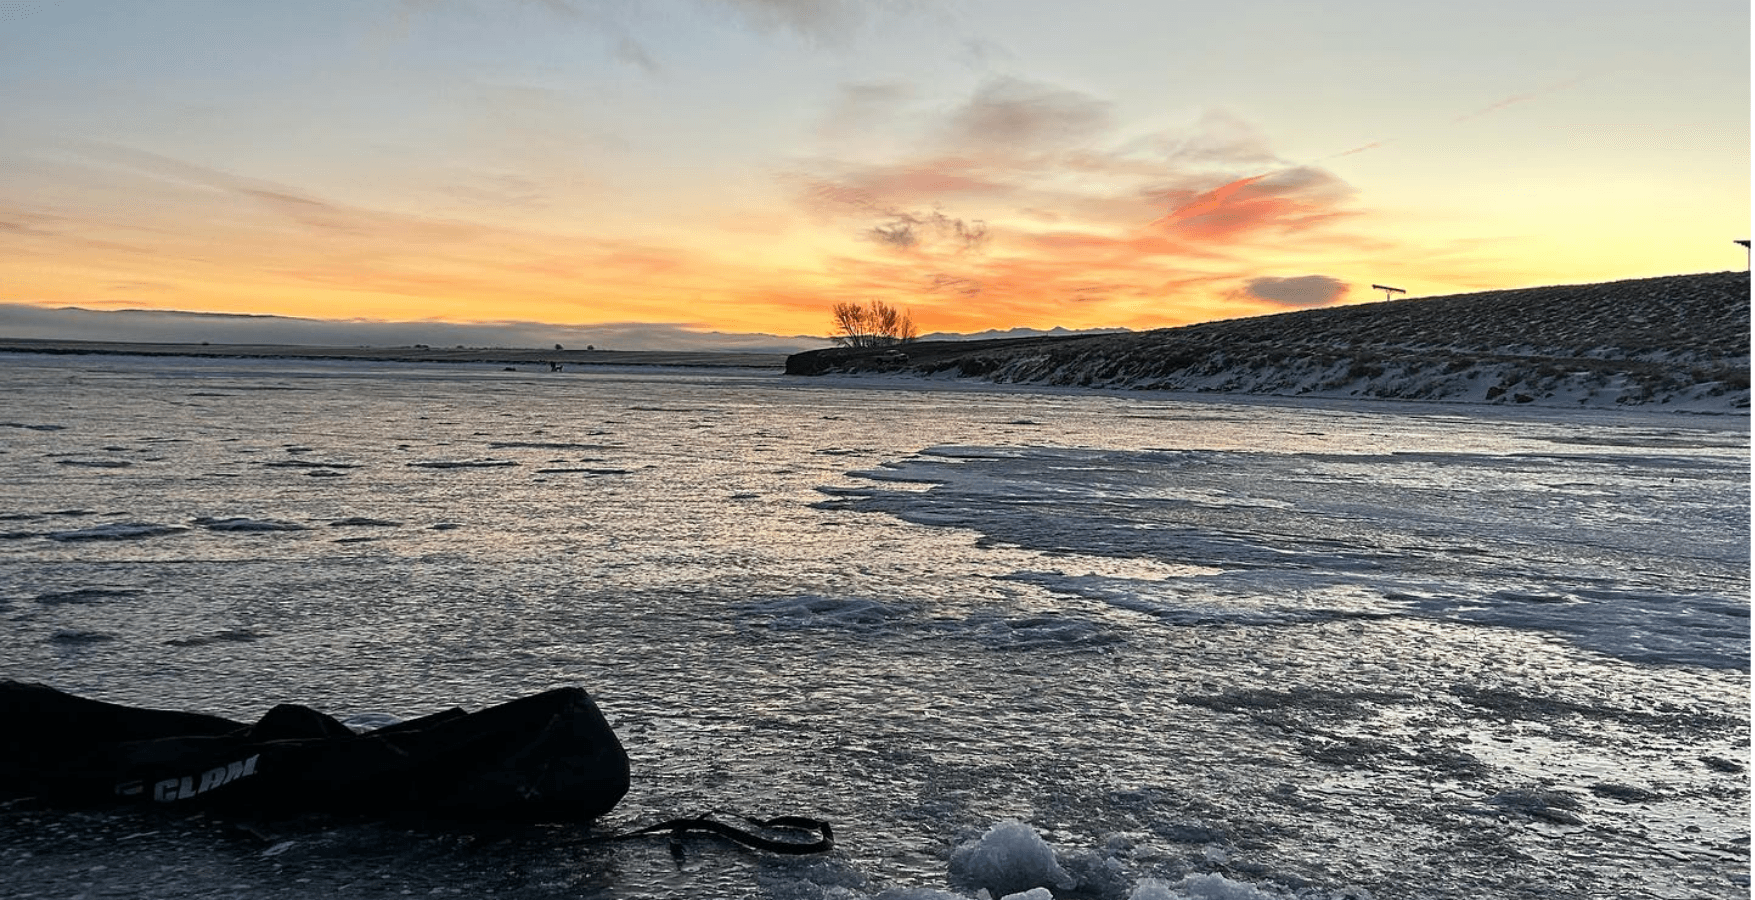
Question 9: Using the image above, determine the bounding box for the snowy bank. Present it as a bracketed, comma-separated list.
[788, 271, 1750, 413]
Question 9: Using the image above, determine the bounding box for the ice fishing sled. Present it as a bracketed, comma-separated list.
[0, 681, 630, 822]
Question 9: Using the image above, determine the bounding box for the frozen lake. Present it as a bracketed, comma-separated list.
[0, 353, 1747, 899]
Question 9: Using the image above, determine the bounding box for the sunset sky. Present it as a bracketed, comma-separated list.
[1, 0, 1748, 344]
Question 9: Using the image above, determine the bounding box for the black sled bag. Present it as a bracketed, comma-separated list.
[0, 681, 630, 822]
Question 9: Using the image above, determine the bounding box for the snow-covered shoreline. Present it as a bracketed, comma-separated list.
[791, 271, 1751, 414]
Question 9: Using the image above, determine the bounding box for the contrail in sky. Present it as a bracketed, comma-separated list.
[1315, 75, 1590, 163]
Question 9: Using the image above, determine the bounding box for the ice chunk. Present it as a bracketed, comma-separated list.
[1128, 881, 1178, 900]
[1126, 874, 1292, 900]
[340, 712, 404, 733]
[1174, 873, 1290, 899]
[999, 889, 1055, 900]
[948, 821, 1074, 899]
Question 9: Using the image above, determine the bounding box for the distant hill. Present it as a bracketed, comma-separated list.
[787, 271, 1751, 412]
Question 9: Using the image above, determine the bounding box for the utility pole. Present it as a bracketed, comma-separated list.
[1371, 284, 1407, 301]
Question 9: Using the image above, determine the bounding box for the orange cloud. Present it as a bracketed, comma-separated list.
[776, 78, 1409, 332]
[1146, 168, 1358, 243]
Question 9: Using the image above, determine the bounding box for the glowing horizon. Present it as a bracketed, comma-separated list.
[1, 2, 1747, 343]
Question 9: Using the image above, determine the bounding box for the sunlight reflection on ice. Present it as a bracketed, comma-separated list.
[0, 353, 1746, 900]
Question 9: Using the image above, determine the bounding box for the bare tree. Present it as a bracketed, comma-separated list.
[831, 301, 877, 348]
[831, 300, 917, 348]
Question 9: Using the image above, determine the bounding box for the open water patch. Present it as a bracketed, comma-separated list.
[194, 516, 309, 532]
[262, 459, 361, 470]
[46, 522, 188, 541]
[49, 629, 115, 644]
[34, 588, 146, 605]
[737, 595, 915, 633]
[953, 610, 1124, 651]
[487, 441, 615, 451]
[53, 458, 133, 468]
[407, 458, 520, 469]
[164, 629, 263, 648]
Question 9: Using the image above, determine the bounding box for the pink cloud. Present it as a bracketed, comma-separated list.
[781, 79, 1396, 329]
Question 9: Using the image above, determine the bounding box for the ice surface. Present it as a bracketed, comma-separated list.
[830, 442, 1749, 669]
[737, 595, 1122, 650]
[0, 353, 1744, 900]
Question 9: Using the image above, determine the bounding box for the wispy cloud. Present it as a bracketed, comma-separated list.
[939, 77, 1115, 152]
[706, 0, 879, 43]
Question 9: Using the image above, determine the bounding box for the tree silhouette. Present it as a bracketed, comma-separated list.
[831, 301, 918, 348]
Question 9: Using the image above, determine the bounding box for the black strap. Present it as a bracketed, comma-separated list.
[605, 813, 834, 855]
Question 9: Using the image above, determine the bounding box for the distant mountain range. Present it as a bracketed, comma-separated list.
[0, 303, 1130, 354]
[788, 271, 1751, 412]
[0, 304, 833, 354]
